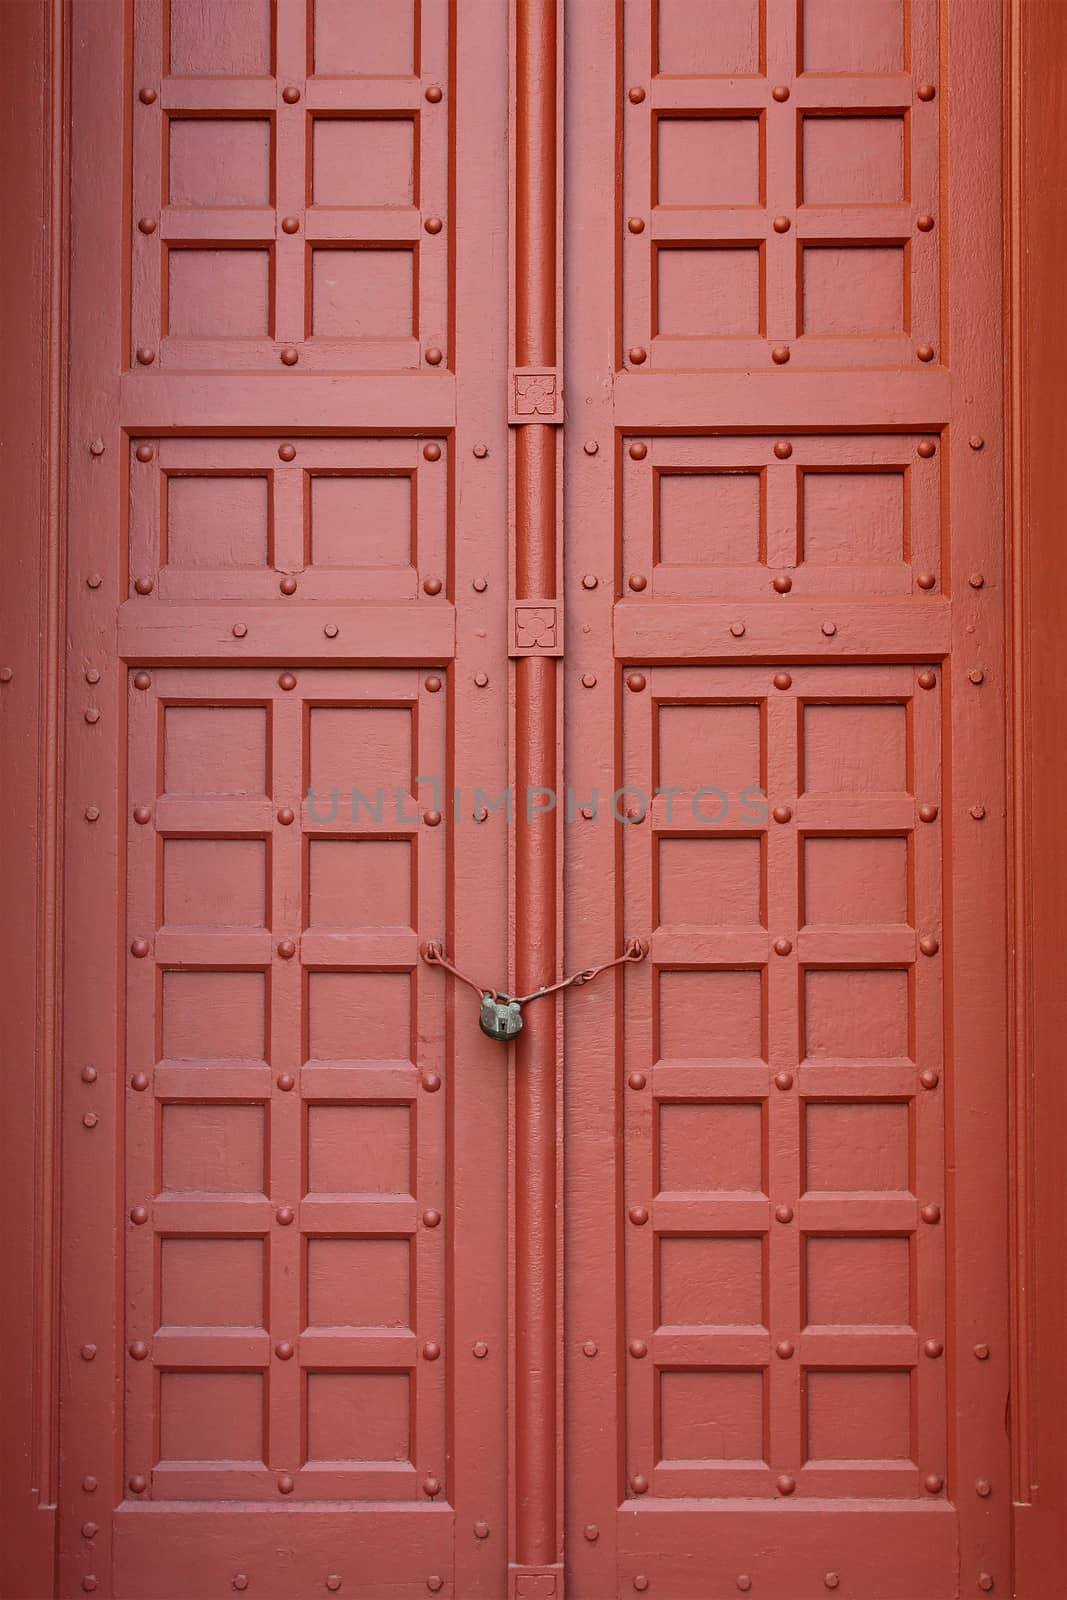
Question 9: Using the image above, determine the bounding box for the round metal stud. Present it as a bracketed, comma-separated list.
[134, 576, 154, 594]
[89, 439, 106, 456]
[921, 1203, 942, 1224]
[821, 621, 837, 637]
[773, 805, 793, 823]
[917, 82, 937, 100]
[473, 806, 489, 823]
[84, 806, 100, 822]
[970, 804, 987, 820]
[81, 1064, 98, 1083]
[584, 1525, 599, 1542]
[628, 1072, 647, 1091]
[920, 935, 940, 956]
[771, 344, 791, 364]
[626, 672, 647, 692]
[138, 87, 157, 103]
[130, 938, 150, 958]
[473, 575, 489, 591]
[924, 1339, 944, 1358]
[582, 574, 598, 589]
[920, 1069, 940, 1089]
[773, 215, 791, 233]
[772, 84, 790, 101]
[730, 621, 746, 638]
[82, 1477, 99, 1493]
[422, 1072, 442, 1094]
[970, 435, 985, 450]
[275, 1341, 294, 1361]
[425, 674, 443, 693]
[773, 937, 793, 956]
[135, 442, 154, 462]
[969, 668, 985, 685]
[85, 668, 100, 684]
[774, 441, 792, 459]
[919, 803, 939, 822]
[81, 1344, 97, 1361]
[277, 807, 295, 825]
[633, 1580, 649, 1594]
[773, 671, 792, 689]
[232, 622, 247, 638]
[976, 1479, 992, 1497]
[473, 1519, 490, 1538]
[628, 347, 648, 365]
[83, 1112, 98, 1129]
[84, 708, 100, 724]
[425, 85, 443, 103]
[917, 214, 935, 231]
[324, 623, 339, 638]
[425, 347, 444, 366]
[917, 572, 937, 590]
[131, 1072, 150, 1092]
[918, 669, 937, 690]
[776, 1340, 795, 1359]
[86, 573, 102, 589]
[278, 443, 296, 462]
[277, 1073, 295, 1092]
[422, 1208, 441, 1228]
[736, 1581, 752, 1595]
[278, 1474, 295, 1494]
[424, 216, 443, 235]
[628, 217, 646, 234]
[326, 1580, 342, 1595]
[974, 1343, 990, 1360]
[918, 440, 936, 458]
[276, 1206, 295, 1226]
[128, 1340, 149, 1361]
[774, 1071, 794, 1091]
[582, 1340, 598, 1357]
[629, 1339, 648, 1359]
[629, 1206, 649, 1225]
[232, 1581, 247, 1595]
[279, 576, 298, 595]
[278, 672, 298, 692]
[82, 1523, 99, 1540]
[422, 1342, 441, 1361]
[584, 439, 599, 454]
[628, 574, 648, 592]
[128, 1474, 147, 1493]
[423, 442, 442, 462]
[474, 671, 489, 688]
[277, 939, 296, 959]
[473, 1341, 489, 1359]
[427, 1580, 444, 1595]
[631, 1475, 649, 1495]
[423, 810, 442, 827]
[777, 1473, 796, 1495]
[628, 86, 646, 104]
[280, 347, 299, 365]
[133, 805, 151, 824]
[282, 85, 301, 103]
[825, 1577, 840, 1592]
[423, 576, 443, 595]
[969, 572, 985, 588]
[772, 574, 793, 594]
[978, 1577, 994, 1594]
[629, 441, 648, 460]
[282, 216, 300, 233]
[775, 1204, 794, 1224]
[133, 671, 151, 690]
[916, 344, 935, 362]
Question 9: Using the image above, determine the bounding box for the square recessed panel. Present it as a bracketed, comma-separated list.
[306, 1237, 412, 1327]
[657, 118, 761, 207]
[313, 0, 416, 76]
[805, 1102, 910, 1192]
[168, 119, 271, 207]
[307, 840, 413, 929]
[659, 1236, 766, 1327]
[165, 475, 270, 568]
[659, 1370, 765, 1463]
[803, 836, 908, 925]
[159, 1373, 264, 1463]
[657, 248, 762, 337]
[167, 250, 271, 338]
[168, 0, 272, 75]
[660, 969, 764, 1060]
[162, 971, 266, 1060]
[803, 247, 905, 337]
[308, 705, 413, 798]
[802, 471, 905, 565]
[805, 969, 910, 1060]
[802, 0, 905, 74]
[164, 705, 268, 795]
[807, 1235, 911, 1326]
[307, 972, 412, 1062]
[305, 1372, 411, 1464]
[160, 1238, 265, 1327]
[802, 117, 905, 205]
[657, 472, 763, 566]
[803, 704, 908, 793]
[658, 837, 763, 928]
[659, 703, 762, 794]
[312, 118, 415, 206]
[805, 1370, 912, 1462]
[163, 839, 266, 928]
[311, 249, 414, 338]
[657, 0, 762, 76]
[658, 1102, 764, 1192]
[309, 475, 413, 568]
[306, 1104, 411, 1194]
[161, 1104, 265, 1193]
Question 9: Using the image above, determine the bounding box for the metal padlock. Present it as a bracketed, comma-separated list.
[479, 993, 524, 1041]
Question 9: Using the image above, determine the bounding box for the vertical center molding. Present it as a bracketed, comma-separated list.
[509, 0, 564, 1594]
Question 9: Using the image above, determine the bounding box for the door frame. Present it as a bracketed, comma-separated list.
[2, 2, 1065, 1595]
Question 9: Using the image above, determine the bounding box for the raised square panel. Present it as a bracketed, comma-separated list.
[802, 704, 908, 793]
[659, 1236, 766, 1327]
[308, 706, 413, 799]
[162, 971, 266, 1060]
[164, 705, 268, 795]
[161, 1104, 265, 1193]
[660, 969, 764, 1060]
[312, 118, 415, 207]
[311, 248, 414, 338]
[659, 1370, 765, 1463]
[656, 0, 762, 76]
[305, 1372, 411, 1464]
[657, 837, 763, 928]
[312, 0, 416, 77]
[659, 703, 762, 794]
[658, 1102, 764, 1192]
[805, 969, 910, 1059]
[307, 840, 413, 929]
[163, 839, 267, 928]
[168, 119, 271, 207]
[306, 1104, 411, 1194]
[309, 475, 413, 568]
[801, 471, 905, 565]
[802, 836, 908, 925]
[167, 249, 271, 338]
[165, 475, 270, 568]
[802, 116, 905, 205]
[307, 972, 412, 1062]
[306, 1238, 412, 1327]
[159, 1238, 265, 1327]
[802, 0, 905, 74]
[656, 118, 761, 208]
[168, 0, 272, 76]
[802, 246, 905, 337]
[805, 1370, 912, 1462]
[807, 1236, 911, 1325]
[804, 1102, 910, 1192]
[657, 247, 762, 338]
[159, 1373, 264, 1463]
[657, 472, 763, 566]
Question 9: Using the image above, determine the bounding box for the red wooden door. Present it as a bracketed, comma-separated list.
[57, 1, 1011, 1597]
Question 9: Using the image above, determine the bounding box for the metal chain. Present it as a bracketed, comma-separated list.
[420, 937, 648, 1007]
